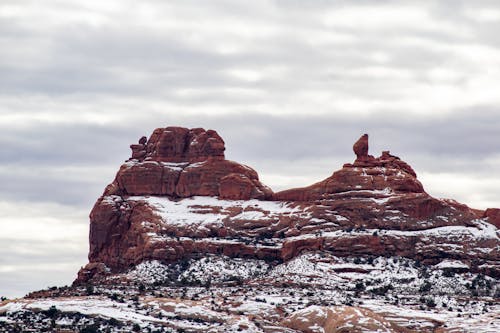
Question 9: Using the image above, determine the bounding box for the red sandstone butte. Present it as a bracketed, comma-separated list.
[76, 130, 499, 283]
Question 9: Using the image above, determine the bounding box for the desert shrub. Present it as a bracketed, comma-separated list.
[43, 306, 59, 319]
[419, 281, 432, 292]
[442, 269, 455, 277]
[426, 298, 437, 308]
[80, 324, 99, 333]
[371, 284, 392, 296]
[86, 285, 94, 295]
[108, 317, 123, 327]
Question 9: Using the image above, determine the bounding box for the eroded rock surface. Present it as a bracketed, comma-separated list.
[105, 126, 272, 199]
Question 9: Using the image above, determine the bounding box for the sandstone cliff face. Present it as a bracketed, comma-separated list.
[88, 127, 273, 267]
[77, 130, 500, 283]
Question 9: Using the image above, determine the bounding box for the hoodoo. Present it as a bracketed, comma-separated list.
[353, 133, 369, 160]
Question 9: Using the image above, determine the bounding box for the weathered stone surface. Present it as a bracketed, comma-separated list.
[108, 127, 271, 200]
[142, 127, 225, 163]
[353, 133, 369, 160]
[219, 173, 256, 200]
[129, 136, 148, 161]
[484, 208, 500, 228]
[273, 154, 423, 202]
[174, 160, 271, 199]
[283, 306, 407, 333]
[115, 161, 165, 195]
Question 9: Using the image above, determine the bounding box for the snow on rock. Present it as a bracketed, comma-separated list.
[128, 195, 301, 227]
[178, 256, 270, 284]
[127, 260, 172, 284]
[232, 300, 276, 315]
[283, 305, 400, 333]
[2, 297, 161, 324]
[152, 299, 226, 323]
[361, 298, 500, 333]
[435, 260, 470, 270]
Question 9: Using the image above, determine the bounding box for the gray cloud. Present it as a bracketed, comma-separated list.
[1, 0, 500, 298]
[2, 0, 499, 105]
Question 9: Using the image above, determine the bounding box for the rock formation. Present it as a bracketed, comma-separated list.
[77, 129, 499, 283]
[105, 126, 272, 199]
[283, 306, 406, 333]
[353, 133, 369, 160]
[484, 208, 500, 228]
[2, 127, 499, 333]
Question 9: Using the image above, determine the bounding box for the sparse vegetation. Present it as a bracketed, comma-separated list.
[370, 284, 393, 296]
[81, 324, 99, 333]
[419, 281, 432, 292]
[426, 297, 437, 308]
[0, 254, 497, 332]
[86, 284, 94, 295]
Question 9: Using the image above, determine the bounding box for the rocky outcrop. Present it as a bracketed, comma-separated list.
[132, 127, 225, 163]
[484, 208, 500, 228]
[77, 130, 499, 283]
[274, 135, 421, 201]
[104, 126, 272, 199]
[353, 133, 370, 160]
[87, 126, 273, 266]
[283, 306, 407, 333]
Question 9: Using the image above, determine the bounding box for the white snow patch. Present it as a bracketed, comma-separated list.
[127, 260, 171, 284]
[127, 196, 304, 227]
[178, 256, 269, 284]
[159, 162, 188, 171]
[233, 300, 275, 315]
[16, 298, 162, 324]
[435, 260, 469, 270]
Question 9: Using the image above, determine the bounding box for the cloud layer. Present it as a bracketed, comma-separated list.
[1, 0, 499, 297]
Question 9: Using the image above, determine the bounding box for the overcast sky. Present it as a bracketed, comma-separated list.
[1, 0, 500, 298]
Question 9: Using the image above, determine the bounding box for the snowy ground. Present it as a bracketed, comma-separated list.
[1, 251, 498, 332]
